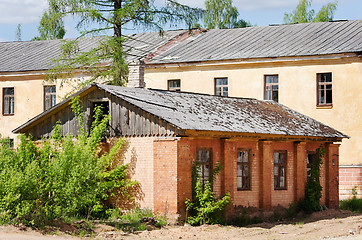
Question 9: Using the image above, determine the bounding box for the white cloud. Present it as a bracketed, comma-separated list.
[0, 0, 47, 24]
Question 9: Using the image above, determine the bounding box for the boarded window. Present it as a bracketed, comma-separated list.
[215, 78, 228, 96]
[44, 86, 56, 111]
[265, 75, 278, 102]
[196, 148, 212, 187]
[237, 149, 251, 190]
[168, 79, 181, 91]
[274, 151, 287, 190]
[317, 73, 332, 105]
[3, 87, 14, 115]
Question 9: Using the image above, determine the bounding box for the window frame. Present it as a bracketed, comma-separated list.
[196, 148, 212, 188]
[317, 72, 332, 107]
[307, 152, 317, 181]
[44, 85, 57, 111]
[264, 75, 279, 102]
[274, 150, 287, 190]
[214, 77, 228, 97]
[237, 149, 251, 191]
[2, 87, 15, 116]
[167, 79, 181, 91]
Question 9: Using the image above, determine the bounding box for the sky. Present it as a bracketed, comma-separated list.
[0, 0, 360, 42]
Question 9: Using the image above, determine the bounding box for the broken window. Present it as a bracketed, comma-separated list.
[90, 101, 110, 134]
[274, 151, 287, 190]
[215, 78, 228, 96]
[196, 148, 212, 188]
[264, 75, 278, 102]
[168, 79, 181, 91]
[237, 149, 251, 190]
[307, 152, 317, 181]
[3, 87, 14, 115]
[317, 73, 332, 106]
[44, 85, 56, 111]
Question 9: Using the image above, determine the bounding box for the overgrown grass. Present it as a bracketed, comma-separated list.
[339, 198, 362, 213]
[106, 208, 167, 232]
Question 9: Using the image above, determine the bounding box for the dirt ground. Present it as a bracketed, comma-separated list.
[0, 209, 361, 240]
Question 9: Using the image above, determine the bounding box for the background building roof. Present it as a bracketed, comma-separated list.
[148, 20, 362, 64]
[0, 30, 185, 72]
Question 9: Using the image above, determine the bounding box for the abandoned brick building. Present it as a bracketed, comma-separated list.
[13, 83, 347, 219]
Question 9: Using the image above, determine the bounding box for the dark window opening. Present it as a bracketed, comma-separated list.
[168, 79, 181, 91]
[274, 151, 287, 190]
[265, 75, 278, 102]
[237, 149, 251, 190]
[307, 152, 317, 181]
[3, 87, 14, 115]
[196, 148, 212, 188]
[317, 73, 332, 106]
[90, 101, 110, 135]
[215, 78, 228, 96]
[44, 86, 56, 111]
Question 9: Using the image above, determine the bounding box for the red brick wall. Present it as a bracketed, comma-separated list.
[224, 140, 260, 208]
[339, 166, 362, 200]
[153, 138, 179, 216]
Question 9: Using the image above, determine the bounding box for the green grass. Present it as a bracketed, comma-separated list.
[339, 197, 362, 213]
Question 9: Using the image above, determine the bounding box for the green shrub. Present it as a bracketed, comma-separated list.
[185, 162, 232, 226]
[300, 145, 324, 213]
[340, 187, 362, 213]
[0, 97, 136, 226]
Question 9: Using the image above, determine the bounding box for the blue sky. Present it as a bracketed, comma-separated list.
[0, 0, 360, 42]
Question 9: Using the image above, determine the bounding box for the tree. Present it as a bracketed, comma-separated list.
[15, 24, 22, 41]
[33, 8, 66, 40]
[204, 0, 251, 29]
[284, 0, 337, 24]
[41, 0, 203, 87]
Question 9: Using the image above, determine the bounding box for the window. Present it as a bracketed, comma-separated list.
[307, 152, 317, 181]
[3, 87, 14, 115]
[196, 148, 212, 187]
[264, 75, 278, 102]
[274, 151, 287, 190]
[215, 78, 228, 96]
[317, 73, 332, 106]
[44, 86, 56, 111]
[237, 149, 251, 190]
[91, 101, 110, 135]
[168, 79, 181, 91]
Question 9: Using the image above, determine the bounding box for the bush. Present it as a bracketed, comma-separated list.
[185, 162, 232, 226]
[340, 186, 362, 213]
[300, 146, 324, 213]
[0, 97, 136, 226]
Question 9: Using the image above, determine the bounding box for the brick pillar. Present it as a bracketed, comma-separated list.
[294, 142, 307, 202]
[326, 143, 340, 208]
[153, 138, 179, 219]
[127, 60, 145, 88]
[259, 141, 272, 210]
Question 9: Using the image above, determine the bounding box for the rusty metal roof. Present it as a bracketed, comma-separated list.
[0, 30, 186, 72]
[99, 84, 347, 138]
[148, 20, 362, 64]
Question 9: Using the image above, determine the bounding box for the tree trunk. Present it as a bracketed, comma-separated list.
[114, 0, 122, 37]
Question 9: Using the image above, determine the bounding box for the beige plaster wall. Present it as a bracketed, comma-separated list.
[144, 57, 362, 165]
[0, 72, 87, 145]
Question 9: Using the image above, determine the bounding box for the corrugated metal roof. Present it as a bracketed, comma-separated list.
[99, 84, 347, 138]
[148, 20, 362, 64]
[0, 30, 186, 72]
